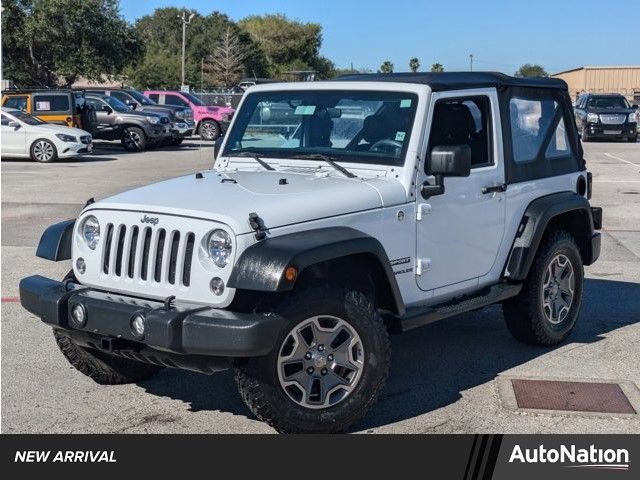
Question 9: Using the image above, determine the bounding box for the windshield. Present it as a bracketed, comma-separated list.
[102, 96, 130, 112]
[10, 110, 45, 125]
[587, 96, 630, 109]
[181, 92, 205, 106]
[222, 90, 419, 166]
[128, 89, 156, 105]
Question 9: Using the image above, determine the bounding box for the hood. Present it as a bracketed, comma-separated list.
[195, 105, 234, 115]
[35, 124, 90, 137]
[91, 170, 407, 235]
[588, 107, 634, 115]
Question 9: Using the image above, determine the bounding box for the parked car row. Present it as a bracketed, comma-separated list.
[1, 86, 237, 161]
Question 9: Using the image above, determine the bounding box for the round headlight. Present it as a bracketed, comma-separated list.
[81, 215, 100, 250]
[207, 229, 232, 267]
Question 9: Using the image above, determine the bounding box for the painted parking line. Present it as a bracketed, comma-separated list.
[604, 153, 640, 169]
[1, 297, 20, 303]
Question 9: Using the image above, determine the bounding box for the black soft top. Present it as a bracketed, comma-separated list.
[337, 72, 567, 91]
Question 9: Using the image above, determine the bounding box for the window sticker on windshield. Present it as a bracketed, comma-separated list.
[36, 101, 51, 111]
[294, 105, 316, 115]
[400, 99, 412, 108]
[395, 131, 406, 142]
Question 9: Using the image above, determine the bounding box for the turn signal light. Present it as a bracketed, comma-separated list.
[285, 266, 297, 282]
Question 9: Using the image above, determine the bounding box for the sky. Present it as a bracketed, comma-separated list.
[120, 0, 639, 75]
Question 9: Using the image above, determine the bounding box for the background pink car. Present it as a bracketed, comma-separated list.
[144, 90, 234, 140]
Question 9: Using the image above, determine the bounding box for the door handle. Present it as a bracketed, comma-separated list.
[482, 183, 507, 194]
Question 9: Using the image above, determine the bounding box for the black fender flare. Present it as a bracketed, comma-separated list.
[228, 227, 405, 316]
[502, 192, 597, 281]
[36, 219, 75, 261]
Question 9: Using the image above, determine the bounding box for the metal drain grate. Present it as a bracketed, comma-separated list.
[511, 379, 636, 414]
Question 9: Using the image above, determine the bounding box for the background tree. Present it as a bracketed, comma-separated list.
[431, 63, 444, 72]
[209, 26, 249, 86]
[379, 60, 394, 74]
[239, 14, 334, 79]
[1, 0, 141, 87]
[128, 8, 267, 89]
[515, 63, 548, 78]
[409, 57, 420, 72]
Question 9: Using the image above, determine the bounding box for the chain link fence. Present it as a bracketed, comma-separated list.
[191, 90, 244, 109]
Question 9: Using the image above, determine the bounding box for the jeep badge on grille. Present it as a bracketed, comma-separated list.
[140, 215, 159, 225]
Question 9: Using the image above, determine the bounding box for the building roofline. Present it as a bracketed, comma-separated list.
[552, 65, 640, 76]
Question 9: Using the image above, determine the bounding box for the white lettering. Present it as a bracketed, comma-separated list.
[509, 445, 525, 463]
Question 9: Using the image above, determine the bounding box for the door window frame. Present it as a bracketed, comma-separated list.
[419, 88, 502, 178]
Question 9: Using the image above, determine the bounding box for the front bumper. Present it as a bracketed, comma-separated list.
[59, 142, 93, 157]
[20, 275, 284, 371]
[170, 120, 195, 137]
[585, 121, 637, 138]
[143, 124, 171, 140]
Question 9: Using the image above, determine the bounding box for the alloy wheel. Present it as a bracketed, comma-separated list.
[542, 254, 575, 324]
[277, 316, 365, 409]
[33, 140, 54, 161]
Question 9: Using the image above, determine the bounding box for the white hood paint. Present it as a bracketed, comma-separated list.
[91, 170, 408, 234]
[33, 124, 90, 137]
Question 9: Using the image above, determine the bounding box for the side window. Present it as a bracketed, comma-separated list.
[85, 98, 104, 109]
[110, 91, 131, 104]
[509, 97, 571, 164]
[33, 94, 70, 112]
[4, 96, 28, 111]
[148, 93, 160, 103]
[164, 94, 188, 107]
[1, 114, 11, 126]
[428, 95, 493, 168]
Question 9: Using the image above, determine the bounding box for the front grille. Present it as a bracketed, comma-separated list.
[599, 114, 626, 125]
[80, 135, 92, 144]
[102, 223, 194, 287]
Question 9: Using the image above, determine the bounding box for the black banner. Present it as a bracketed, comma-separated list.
[0, 434, 636, 478]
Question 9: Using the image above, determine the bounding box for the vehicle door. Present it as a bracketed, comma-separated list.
[110, 91, 138, 110]
[1, 113, 27, 155]
[85, 97, 117, 133]
[415, 89, 506, 294]
[32, 92, 73, 126]
[574, 95, 585, 129]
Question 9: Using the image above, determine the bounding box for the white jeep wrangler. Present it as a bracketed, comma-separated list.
[21, 72, 602, 433]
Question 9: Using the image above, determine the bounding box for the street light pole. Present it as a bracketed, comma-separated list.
[179, 11, 195, 89]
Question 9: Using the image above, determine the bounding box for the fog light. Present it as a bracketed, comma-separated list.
[70, 304, 87, 328]
[210, 277, 225, 296]
[76, 257, 86, 274]
[130, 314, 145, 338]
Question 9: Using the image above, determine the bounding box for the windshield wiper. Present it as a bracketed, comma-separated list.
[230, 151, 275, 171]
[291, 153, 357, 178]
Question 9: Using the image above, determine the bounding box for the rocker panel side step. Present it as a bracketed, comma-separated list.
[396, 283, 522, 333]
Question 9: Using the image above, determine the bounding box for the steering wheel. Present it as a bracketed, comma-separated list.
[370, 139, 403, 155]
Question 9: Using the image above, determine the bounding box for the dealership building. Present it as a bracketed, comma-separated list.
[551, 66, 640, 103]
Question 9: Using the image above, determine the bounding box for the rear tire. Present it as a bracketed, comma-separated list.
[53, 330, 163, 385]
[198, 120, 221, 141]
[30, 139, 58, 162]
[503, 230, 584, 346]
[235, 288, 390, 433]
[121, 126, 147, 152]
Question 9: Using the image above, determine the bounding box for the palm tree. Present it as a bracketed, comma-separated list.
[409, 57, 420, 72]
[431, 63, 444, 73]
[379, 60, 394, 74]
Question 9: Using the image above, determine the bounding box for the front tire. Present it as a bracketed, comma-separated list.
[235, 288, 390, 433]
[30, 139, 58, 162]
[121, 126, 147, 152]
[503, 230, 584, 346]
[198, 120, 221, 141]
[53, 330, 163, 384]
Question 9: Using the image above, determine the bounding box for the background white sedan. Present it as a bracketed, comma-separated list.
[1, 107, 92, 162]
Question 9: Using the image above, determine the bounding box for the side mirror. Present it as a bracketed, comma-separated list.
[421, 145, 471, 198]
[8, 121, 21, 130]
[213, 136, 225, 160]
[102, 105, 113, 114]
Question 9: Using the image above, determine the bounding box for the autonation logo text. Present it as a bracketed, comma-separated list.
[509, 444, 630, 471]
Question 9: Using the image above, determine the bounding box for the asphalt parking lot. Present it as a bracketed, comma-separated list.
[1, 138, 639, 434]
